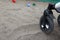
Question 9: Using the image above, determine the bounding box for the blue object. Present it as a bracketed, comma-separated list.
[27, 2, 30, 7]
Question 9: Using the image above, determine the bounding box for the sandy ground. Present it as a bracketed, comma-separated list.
[0, 1, 60, 40]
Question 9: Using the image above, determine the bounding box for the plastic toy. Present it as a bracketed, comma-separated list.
[32, 3, 36, 6]
[40, 2, 60, 34]
[12, 0, 16, 3]
[27, 2, 31, 7]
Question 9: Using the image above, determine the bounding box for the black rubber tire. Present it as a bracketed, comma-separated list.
[57, 15, 60, 26]
[40, 16, 54, 34]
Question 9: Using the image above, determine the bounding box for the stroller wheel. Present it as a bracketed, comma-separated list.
[57, 15, 60, 26]
[40, 16, 54, 34]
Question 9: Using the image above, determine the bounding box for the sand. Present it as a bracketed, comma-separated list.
[0, 1, 60, 40]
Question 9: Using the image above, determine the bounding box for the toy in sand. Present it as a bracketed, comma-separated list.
[12, 0, 16, 3]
